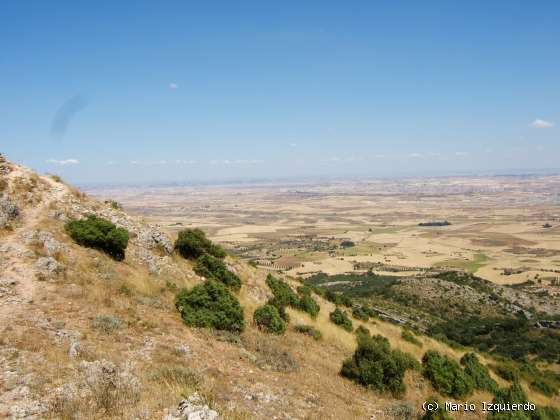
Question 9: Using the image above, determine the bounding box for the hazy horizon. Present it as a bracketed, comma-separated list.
[3, 2, 559, 184]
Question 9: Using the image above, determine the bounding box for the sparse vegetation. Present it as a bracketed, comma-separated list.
[65, 215, 129, 261]
[149, 364, 201, 391]
[243, 335, 299, 373]
[293, 324, 322, 340]
[422, 350, 474, 399]
[91, 314, 124, 334]
[341, 333, 419, 397]
[174, 228, 226, 260]
[401, 328, 422, 347]
[329, 308, 353, 332]
[175, 280, 245, 333]
[253, 304, 287, 334]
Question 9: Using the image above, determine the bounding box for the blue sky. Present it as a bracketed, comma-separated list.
[1, 1, 559, 184]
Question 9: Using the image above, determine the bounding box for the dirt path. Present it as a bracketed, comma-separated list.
[0, 171, 68, 319]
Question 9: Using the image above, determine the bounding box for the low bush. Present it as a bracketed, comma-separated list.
[91, 315, 124, 334]
[174, 228, 225, 260]
[294, 324, 322, 340]
[243, 335, 299, 373]
[266, 274, 299, 307]
[401, 328, 422, 347]
[352, 306, 370, 321]
[531, 378, 558, 397]
[266, 274, 320, 318]
[193, 254, 241, 290]
[296, 293, 320, 318]
[330, 308, 353, 332]
[490, 362, 520, 382]
[460, 353, 498, 394]
[488, 382, 533, 420]
[422, 350, 474, 399]
[385, 402, 414, 420]
[65, 215, 129, 260]
[355, 325, 371, 337]
[253, 304, 287, 334]
[175, 280, 245, 333]
[341, 334, 419, 397]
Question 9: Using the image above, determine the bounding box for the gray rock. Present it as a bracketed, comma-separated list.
[175, 343, 192, 356]
[35, 257, 62, 276]
[23, 230, 62, 257]
[164, 393, 219, 420]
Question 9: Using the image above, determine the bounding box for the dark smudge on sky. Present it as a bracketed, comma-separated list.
[51, 95, 88, 137]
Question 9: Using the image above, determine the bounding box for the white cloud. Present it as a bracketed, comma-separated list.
[169, 83, 178, 90]
[46, 158, 79, 165]
[455, 151, 470, 157]
[408, 153, 423, 158]
[209, 159, 263, 165]
[531, 119, 554, 129]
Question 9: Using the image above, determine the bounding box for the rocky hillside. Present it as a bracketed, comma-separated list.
[0, 155, 558, 419]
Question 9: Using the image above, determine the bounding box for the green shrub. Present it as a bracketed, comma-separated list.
[490, 362, 520, 382]
[296, 293, 320, 318]
[323, 289, 353, 307]
[341, 334, 418, 397]
[266, 274, 320, 318]
[352, 306, 370, 321]
[253, 304, 287, 334]
[539, 407, 560, 420]
[531, 378, 558, 397]
[330, 308, 353, 331]
[65, 215, 129, 260]
[294, 324, 322, 340]
[193, 254, 241, 290]
[422, 350, 474, 399]
[174, 228, 225, 260]
[460, 352, 498, 394]
[488, 382, 530, 420]
[401, 328, 422, 347]
[355, 325, 371, 337]
[175, 280, 244, 333]
[266, 274, 300, 307]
